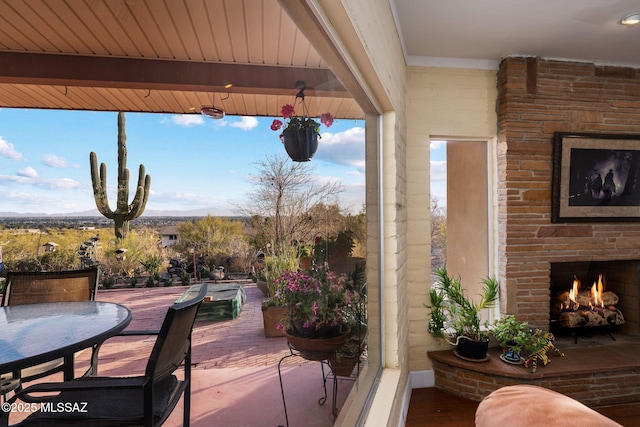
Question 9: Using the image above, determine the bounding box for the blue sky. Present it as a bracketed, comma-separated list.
[0, 109, 366, 215]
[430, 140, 447, 206]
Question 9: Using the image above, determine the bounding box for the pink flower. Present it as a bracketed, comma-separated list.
[320, 113, 334, 127]
[270, 119, 283, 131]
[311, 301, 319, 315]
[281, 104, 295, 119]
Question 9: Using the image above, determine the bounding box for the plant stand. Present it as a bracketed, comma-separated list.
[278, 343, 341, 427]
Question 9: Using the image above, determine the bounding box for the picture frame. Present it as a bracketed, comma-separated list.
[552, 132, 640, 222]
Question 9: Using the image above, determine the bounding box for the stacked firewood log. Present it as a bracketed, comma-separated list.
[552, 290, 625, 328]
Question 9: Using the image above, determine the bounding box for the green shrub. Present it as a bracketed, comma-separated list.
[102, 276, 115, 289]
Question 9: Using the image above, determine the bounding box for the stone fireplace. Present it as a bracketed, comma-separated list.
[428, 57, 640, 406]
[497, 57, 640, 331]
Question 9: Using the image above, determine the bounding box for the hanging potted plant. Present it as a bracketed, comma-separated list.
[274, 266, 358, 360]
[270, 81, 334, 162]
[426, 265, 499, 361]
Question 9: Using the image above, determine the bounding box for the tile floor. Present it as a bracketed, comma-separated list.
[89, 281, 356, 427]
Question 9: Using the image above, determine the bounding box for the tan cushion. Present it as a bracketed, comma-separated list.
[475, 385, 623, 427]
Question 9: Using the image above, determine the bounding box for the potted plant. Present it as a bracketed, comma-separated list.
[491, 315, 530, 364]
[426, 265, 499, 361]
[270, 83, 334, 162]
[296, 242, 314, 270]
[261, 250, 298, 337]
[274, 266, 358, 360]
[331, 262, 367, 376]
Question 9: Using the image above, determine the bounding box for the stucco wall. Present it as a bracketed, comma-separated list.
[406, 66, 498, 371]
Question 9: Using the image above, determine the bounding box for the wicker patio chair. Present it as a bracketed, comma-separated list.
[0, 268, 100, 400]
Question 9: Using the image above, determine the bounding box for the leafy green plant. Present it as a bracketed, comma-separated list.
[296, 243, 314, 258]
[491, 315, 531, 355]
[140, 254, 162, 280]
[181, 272, 191, 286]
[426, 265, 499, 341]
[101, 276, 115, 289]
[339, 262, 367, 358]
[262, 248, 298, 306]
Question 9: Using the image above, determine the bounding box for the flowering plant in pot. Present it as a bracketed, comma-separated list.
[270, 82, 334, 162]
[426, 265, 499, 361]
[274, 266, 359, 360]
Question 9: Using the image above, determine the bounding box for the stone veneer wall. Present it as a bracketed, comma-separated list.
[431, 358, 640, 406]
[497, 57, 640, 329]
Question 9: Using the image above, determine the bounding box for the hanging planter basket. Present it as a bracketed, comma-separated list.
[281, 126, 319, 162]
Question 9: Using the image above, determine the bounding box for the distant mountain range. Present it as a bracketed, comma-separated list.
[0, 207, 233, 218]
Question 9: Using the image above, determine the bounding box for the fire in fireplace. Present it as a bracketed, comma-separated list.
[550, 260, 639, 336]
[551, 274, 625, 328]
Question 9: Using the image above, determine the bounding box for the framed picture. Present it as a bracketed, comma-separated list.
[552, 132, 640, 222]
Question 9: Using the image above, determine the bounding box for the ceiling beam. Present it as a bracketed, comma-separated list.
[0, 51, 350, 98]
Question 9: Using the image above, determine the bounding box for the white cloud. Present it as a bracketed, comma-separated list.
[0, 136, 24, 160]
[17, 167, 38, 178]
[0, 174, 33, 184]
[151, 191, 211, 204]
[431, 140, 447, 150]
[42, 154, 78, 168]
[230, 116, 259, 131]
[171, 114, 205, 126]
[431, 160, 447, 182]
[314, 126, 365, 171]
[35, 178, 82, 190]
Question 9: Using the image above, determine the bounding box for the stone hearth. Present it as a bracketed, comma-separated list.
[428, 334, 640, 406]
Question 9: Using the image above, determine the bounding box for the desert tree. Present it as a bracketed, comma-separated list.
[238, 155, 343, 255]
[431, 196, 447, 268]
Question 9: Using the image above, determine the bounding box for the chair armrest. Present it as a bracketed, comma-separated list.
[117, 330, 161, 336]
[86, 330, 160, 377]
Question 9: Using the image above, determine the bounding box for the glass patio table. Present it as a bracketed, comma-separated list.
[0, 301, 132, 381]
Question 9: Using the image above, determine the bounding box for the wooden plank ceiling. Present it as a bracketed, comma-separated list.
[0, 0, 363, 119]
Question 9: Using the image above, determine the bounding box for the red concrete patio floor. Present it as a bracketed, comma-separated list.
[86, 281, 356, 426]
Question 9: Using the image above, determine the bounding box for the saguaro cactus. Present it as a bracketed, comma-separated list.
[90, 112, 151, 239]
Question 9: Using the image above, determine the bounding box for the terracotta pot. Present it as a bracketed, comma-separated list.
[284, 327, 351, 361]
[281, 127, 319, 162]
[299, 256, 313, 270]
[329, 355, 360, 377]
[262, 305, 287, 338]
